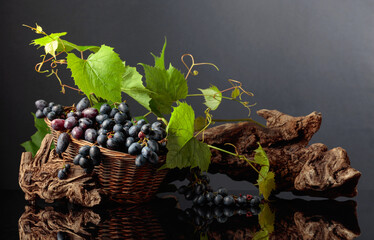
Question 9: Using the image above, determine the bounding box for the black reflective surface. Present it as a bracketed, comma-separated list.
[0, 189, 373, 239]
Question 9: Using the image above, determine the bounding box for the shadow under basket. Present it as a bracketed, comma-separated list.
[45, 117, 168, 204]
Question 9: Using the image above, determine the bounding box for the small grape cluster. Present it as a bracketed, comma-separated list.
[57, 164, 71, 180]
[35, 99, 66, 120]
[73, 145, 102, 174]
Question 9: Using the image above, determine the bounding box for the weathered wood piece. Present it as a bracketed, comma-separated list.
[19, 134, 101, 207]
[197, 109, 361, 198]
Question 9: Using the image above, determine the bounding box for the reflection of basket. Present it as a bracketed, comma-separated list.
[98, 206, 166, 240]
[45, 107, 168, 204]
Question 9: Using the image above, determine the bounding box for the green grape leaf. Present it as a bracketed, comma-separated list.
[231, 88, 240, 99]
[254, 143, 269, 166]
[121, 64, 152, 111]
[194, 116, 206, 132]
[66, 45, 125, 103]
[151, 38, 167, 69]
[165, 103, 211, 171]
[198, 85, 222, 110]
[258, 172, 275, 201]
[57, 39, 100, 53]
[31, 32, 67, 48]
[254, 143, 275, 200]
[140, 63, 188, 116]
[21, 113, 51, 156]
[44, 40, 58, 58]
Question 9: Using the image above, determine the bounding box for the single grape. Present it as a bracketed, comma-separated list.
[124, 120, 133, 127]
[57, 169, 66, 180]
[118, 102, 130, 113]
[52, 104, 64, 115]
[82, 107, 98, 119]
[136, 119, 146, 127]
[42, 107, 52, 116]
[64, 163, 71, 171]
[147, 139, 159, 153]
[67, 111, 76, 118]
[71, 126, 84, 139]
[151, 121, 165, 129]
[76, 97, 90, 111]
[47, 111, 57, 121]
[97, 134, 108, 146]
[56, 133, 70, 155]
[128, 142, 142, 155]
[194, 184, 205, 195]
[73, 154, 82, 165]
[99, 103, 111, 115]
[113, 124, 124, 133]
[128, 125, 140, 137]
[79, 145, 91, 157]
[79, 157, 91, 168]
[35, 109, 45, 118]
[85, 128, 98, 143]
[148, 151, 159, 164]
[114, 112, 126, 124]
[79, 118, 93, 130]
[123, 126, 130, 136]
[113, 131, 126, 142]
[101, 119, 115, 130]
[236, 196, 247, 206]
[135, 154, 147, 167]
[106, 138, 120, 150]
[214, 194, 223, 205]
[109, 108, 119, 118]
[139, 123, 150, 135]
[64, 117, 77, 129]
[217, 187, 228, 197]
[48, 102, 55, 108]
[95, 114, 109, 125]
[223, 195, 235, 206]
[205, 192, 214, 202]
[90, 146, 101, 166]
[75, 111, 82, 118]
[125, 137, 135, 148]
[35, 99, 48, 110]
[98, 128, 108, 135]
[249, 196, 261, 206]
[141, 146, 152, 159]
[148, 130, 163, 141]
[196, 195, 206, 206]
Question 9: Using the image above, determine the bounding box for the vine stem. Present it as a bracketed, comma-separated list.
[212, 118, 266, 128]
[143, 111, 152, 117]
[206, 144, 264, 178]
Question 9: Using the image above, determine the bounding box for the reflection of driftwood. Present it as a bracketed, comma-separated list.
[18, 205, 100, 240]
[196, 109, 361, 198]
[19, 134, 101, 207]
[208, 199, 360, 240]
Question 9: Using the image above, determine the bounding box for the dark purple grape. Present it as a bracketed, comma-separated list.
[98, 128, 108, 135]
[57, 169, 66, 180]
[52, 104, 64, 115]
[73, 154, 82, 165]
[90, 146, 101, 166]
[113, 132, 126, 144]
[205, 192, 214, 202]
[97, 134, 107, 146]
[35, 109, 45, 118]
[197, 195, 206, 206]
[85, 128, 98, 143]
[107, 138, 120, 150]
[135, 154, 147, 167]
[79, 157, 91, 168]
[100, 103, 111, 115]
[128, 142, 142, 155]
[51, 119, 65, 131]
[140, 124, 151, 134]
[136, 119, 146, 127]
[71, 126, 84, 139]
[43, 107, 51, 116]
[114, 112, 126, 124]
[56, 133, 70, 155]
[96, 114, 109, 124]
[223, 196, 235, 206]
[35, 99, 47, 110]
[214, 194, 223, 205]
[124, 120, 133, 127]
[64, 117, 77, 129]
[249, 196, 261, 206]
[76, 97, 90, 111]
[141, 146, 152, 159]
[113, 124, 124, 133]
[147, 140, 159, 153]
[148, 151, 159, 164]
[75, 111, 82, 118]
[64, 163, 71, 171]
[118, 102, 129, 113]
[217, 187, 228, 197]
[82, 107, 98, 119]
[125, 137, 135, 148]
[128, 125, 140, 137]
[79, 118, 93, 130]
[102, 119, 115, 130]
[47, 111, 57, 121]
[151, 121, 165, 129]
[109, 108, 119, 118]
[194, 184, 205, 195]
[67, 111, 76, 118]
[148, 130, 163, 141]
[236, 196, 247, 206]
[79, 145, 91, 157]
[123, 126, 130, 136]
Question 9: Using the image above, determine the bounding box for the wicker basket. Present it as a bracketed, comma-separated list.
[45, 111, 168, 204]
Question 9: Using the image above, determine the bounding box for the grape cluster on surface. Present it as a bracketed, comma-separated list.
[57, 164, 71, 180]
[34, 97, 167, 169]
[73, 145, 102, 173]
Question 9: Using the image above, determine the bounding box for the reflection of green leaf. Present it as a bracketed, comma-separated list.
[21, 113, 51, 156]
[67, 45, 125, 103]
[194, 116, 206, 132]
[252, 203, 275, 240]
[198, 85, 222, 110]
[252, 229, 269, 240]
[165, 103, 211, 171]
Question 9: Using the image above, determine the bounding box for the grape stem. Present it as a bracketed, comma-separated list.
[212, 118, 266, 128]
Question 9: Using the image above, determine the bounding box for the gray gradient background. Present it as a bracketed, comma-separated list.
[0, 0, 373, 194]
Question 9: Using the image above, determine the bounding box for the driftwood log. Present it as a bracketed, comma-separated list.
[196, 109, 361, 198]
[19, 134, 101, 207]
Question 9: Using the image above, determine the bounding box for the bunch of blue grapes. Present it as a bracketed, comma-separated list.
[73, 145, 102, 173]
